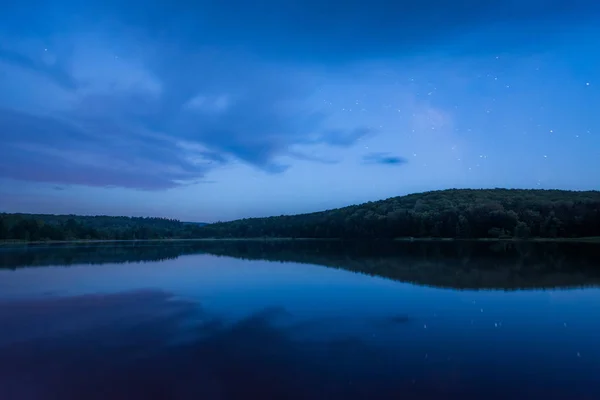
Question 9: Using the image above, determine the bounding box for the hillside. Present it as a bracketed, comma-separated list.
[2, 189, 599, 242]
[196, 189, 600, 239]
[0, 214, 206, 242]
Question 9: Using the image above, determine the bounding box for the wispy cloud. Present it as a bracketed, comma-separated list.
[0, 36, 370, 190]
[115, 0, 600, 61]
[0, 0, 597, 191]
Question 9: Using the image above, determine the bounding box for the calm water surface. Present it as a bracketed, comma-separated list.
[1, 240, 599, 399]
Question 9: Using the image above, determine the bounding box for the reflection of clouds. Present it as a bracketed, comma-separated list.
[0, 290, 414, 399]
[0, 289, 201, 346]
[0, 275, 598, 398]
[372, 314, 414, 329]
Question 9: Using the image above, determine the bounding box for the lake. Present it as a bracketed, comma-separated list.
[1, 240, 599, 399]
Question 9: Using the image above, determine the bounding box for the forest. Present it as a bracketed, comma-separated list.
[1, 189, 600, 242]
[196, 189, 600, 239]
[0, 214, 205, 242]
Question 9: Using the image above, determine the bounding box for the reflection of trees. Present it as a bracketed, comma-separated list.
[2, 241, 600, 290]
[223, 242, 600, 290]
[187, 240, 600, 290]
[0, 243, 205, 269]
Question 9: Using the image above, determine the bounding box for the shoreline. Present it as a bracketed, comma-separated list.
[2, 236, 600, 246]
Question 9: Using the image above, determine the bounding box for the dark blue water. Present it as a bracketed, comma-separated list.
[1, 241, 599, 399]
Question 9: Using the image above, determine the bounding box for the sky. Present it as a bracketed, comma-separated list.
[1, 1, 599, 222]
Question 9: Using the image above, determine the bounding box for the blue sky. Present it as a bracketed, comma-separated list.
[1, 1, 599, 222]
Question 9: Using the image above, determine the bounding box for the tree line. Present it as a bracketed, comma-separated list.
[196, 189, 600, 239]
[2, 189, 599, 242]
[0, 214, 205, 242]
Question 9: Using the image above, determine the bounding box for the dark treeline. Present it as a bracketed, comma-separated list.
[0, 214, 206, 242]
[2, 240, 600, 290]
[197, 189, 600, 239]
[2, 189, 600, 242]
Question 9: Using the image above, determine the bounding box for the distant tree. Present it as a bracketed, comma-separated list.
[0, 217, 7, 240]
[455, 215, 471, 238]
[10, 220, 30, 241]
[514, 221, 531, 239]
[542, 214, 562, 238]
[488, 227, 508, 239]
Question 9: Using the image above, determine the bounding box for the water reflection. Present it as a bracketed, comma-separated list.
[1, 241, 600, 399]
[0, 290, 446, 399]
[2, 289, 599, 399]
[2, 240, 600, 290]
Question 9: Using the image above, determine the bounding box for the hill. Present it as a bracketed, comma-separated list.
[2, 189, 599, 242]
[0, 214, 205, 242]
[196, 189, 600, 239]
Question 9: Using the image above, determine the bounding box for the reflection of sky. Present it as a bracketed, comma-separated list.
[1, 254, 600, 397]
[2, 254, 600, 341]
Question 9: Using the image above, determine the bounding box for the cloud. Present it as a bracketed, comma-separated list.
[1, 0, 597, 191]
[0, 46, 78, 90]
[0, 35, 370, 190]
[313, 128, 373, 147]
[0, 108, 219, 190]
[362, 153, 408, 166]
[3, 2, 598, 63]
[86, 0, 600, 62]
